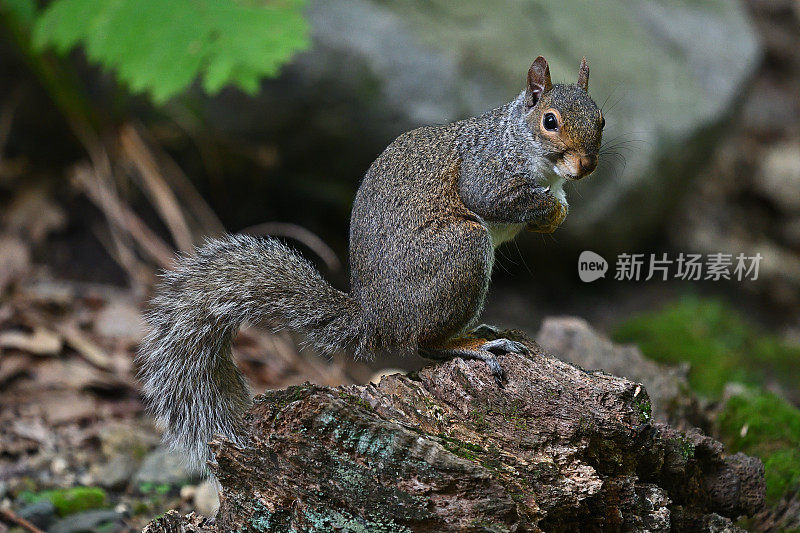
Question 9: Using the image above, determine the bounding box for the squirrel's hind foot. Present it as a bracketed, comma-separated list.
[420, 338, 529, 387]
[480, 338, 529, 357]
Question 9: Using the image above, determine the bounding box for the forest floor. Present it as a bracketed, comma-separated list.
[1, 1, 799, 531]
[0, 219, 375, 532]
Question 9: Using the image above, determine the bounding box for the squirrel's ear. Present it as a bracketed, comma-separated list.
[578, 56, 589, 92]
[525, 56, 552, 109]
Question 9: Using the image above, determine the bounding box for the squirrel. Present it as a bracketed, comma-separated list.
[137, 56, 604, 473]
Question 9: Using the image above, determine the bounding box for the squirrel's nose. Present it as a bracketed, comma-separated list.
[576, 154, 597, 177]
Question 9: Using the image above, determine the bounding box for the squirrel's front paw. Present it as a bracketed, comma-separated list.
[526, 194, 568, 234]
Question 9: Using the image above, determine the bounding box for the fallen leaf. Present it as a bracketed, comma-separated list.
[35, 358, 104, 390]
[11, 418, 50, 443]
[57, 323, 112, 369]
[0, 326, 62, 355]
[19, 279, 75, 306]
[39, 390, 98, 425]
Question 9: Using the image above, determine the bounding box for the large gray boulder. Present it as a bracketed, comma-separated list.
[209, 0, 760, 251]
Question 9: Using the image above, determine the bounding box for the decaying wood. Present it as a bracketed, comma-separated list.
[148, 331, 765, 532]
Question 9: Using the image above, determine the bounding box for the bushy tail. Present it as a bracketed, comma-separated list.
[137, 234, 360, 472]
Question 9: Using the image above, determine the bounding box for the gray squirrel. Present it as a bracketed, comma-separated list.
[137, 56, 604, 472]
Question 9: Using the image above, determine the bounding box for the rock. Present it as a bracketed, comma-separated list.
[164, 330, 763, 532]
[754, 139, 800, 214]
[536, 316, 701, 426]
[90, 422, 159, 489]
[667, 3, 800, 315]
[91, 452, 141, 490]
[193, 480, 219, 517]
[50, 457, 68, 475]
[97, 423, 160, 458]
[206, 0, 760, 252]
[17, 499, 57, 530]
[48, 509, 122, 533]
[134, 447, 194, 486]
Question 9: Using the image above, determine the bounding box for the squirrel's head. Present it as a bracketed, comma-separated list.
[523, 56, 604, 180]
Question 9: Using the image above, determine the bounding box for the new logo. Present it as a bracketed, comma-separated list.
[578, 250, 608, 282]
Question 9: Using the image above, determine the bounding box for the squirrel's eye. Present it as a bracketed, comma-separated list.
[601, 116, 606, 129]
[543, 113, 558, 131]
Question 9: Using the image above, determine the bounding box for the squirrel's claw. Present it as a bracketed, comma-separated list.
[473, 338, 530, 386]
[480, 338, 530, 357]
[456, 348, 506, 386]
[480, 352, 506, 387]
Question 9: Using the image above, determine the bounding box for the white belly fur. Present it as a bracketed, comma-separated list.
[486, 222, 525, 249]
[545, 170, 568, 205]
[485, 170, 567, 250]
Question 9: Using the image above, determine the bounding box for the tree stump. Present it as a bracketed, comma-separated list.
[147, 331, 764, 532]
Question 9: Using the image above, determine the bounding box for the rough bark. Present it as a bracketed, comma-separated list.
[147, 331, 765, 532]
[536, 317, 704, 428]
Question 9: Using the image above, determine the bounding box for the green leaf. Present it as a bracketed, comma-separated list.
[1, 0, 38, 27]
[31, 0, 309, 104]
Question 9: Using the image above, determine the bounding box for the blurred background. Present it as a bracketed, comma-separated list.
[0, 0, 798, 531]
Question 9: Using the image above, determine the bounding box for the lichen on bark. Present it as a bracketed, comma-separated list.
[147, 330, 765, 532]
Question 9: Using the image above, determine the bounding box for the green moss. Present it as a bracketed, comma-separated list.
[673, 434, 695, 460]
[470, 408, 488, 430]
[499, 399, 532, 431]
[130, 443, 150, 461]
[21, 487, 108, 516]
[634, 398, 652, 423]
[718, 387, 800, 502]
[763, 449, 800, 502]
[437, 434, 485, 462]
[132, 500, 151, 515]
[613, 295, 800, 399]
[337, 390, 373, 412]
[614, 296, 800, 504]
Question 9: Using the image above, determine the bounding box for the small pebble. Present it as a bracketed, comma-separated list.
[17, 499, 56, 529]
[134, 447, 194, 485]
[49, 509, 121, 533]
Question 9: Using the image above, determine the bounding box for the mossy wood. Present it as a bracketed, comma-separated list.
[145, 331, 764, 532]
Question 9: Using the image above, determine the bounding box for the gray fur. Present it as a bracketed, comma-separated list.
[137, 235, 359, 472]
[138, 63, 602, 473]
